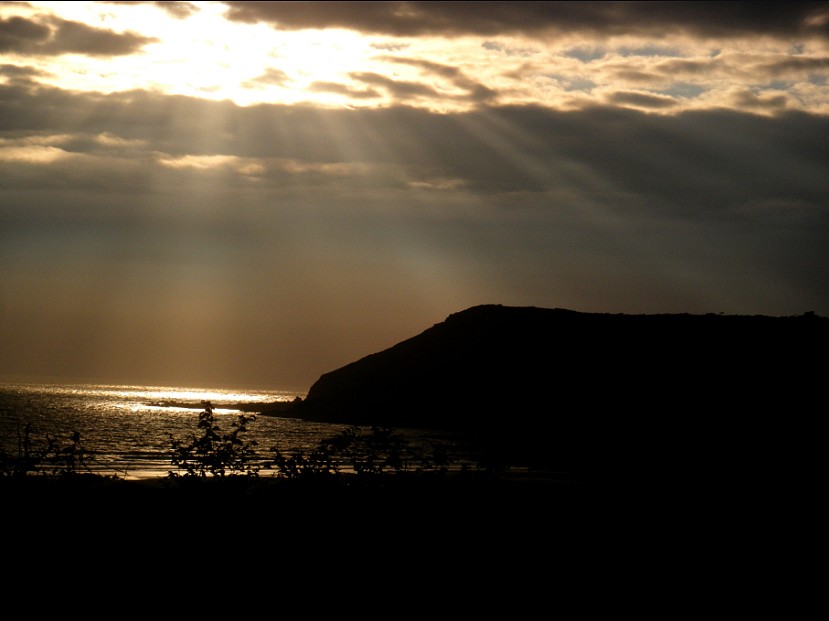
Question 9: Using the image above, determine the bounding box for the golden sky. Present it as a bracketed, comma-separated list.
[1, 2, 828, 388]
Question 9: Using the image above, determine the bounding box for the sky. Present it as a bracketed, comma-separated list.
[1, 1, 828, 390]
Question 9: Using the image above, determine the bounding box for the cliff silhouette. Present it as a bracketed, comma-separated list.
[274, 305, 826, 479]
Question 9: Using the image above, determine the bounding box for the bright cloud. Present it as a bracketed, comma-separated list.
[0, 1, 825, 114]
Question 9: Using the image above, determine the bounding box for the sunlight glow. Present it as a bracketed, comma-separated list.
[0, 132, 148, 162]
[158, 154, 245, 170]
[20, 1, 388, 108]
[7, 1, 828, 115]
[0, 145, 69, 162]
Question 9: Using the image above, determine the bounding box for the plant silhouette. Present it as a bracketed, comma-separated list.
[270, 425, 452, 479]
[168, 401, 259, 479]
[0, 422, 94, 478]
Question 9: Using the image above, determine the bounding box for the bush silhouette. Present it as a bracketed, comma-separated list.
[168, 401, 259, 479]
[270, 425, 451, 479]
[0, 422, 94, 478]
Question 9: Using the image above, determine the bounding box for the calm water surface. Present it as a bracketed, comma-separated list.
[0, 382, 455, 479]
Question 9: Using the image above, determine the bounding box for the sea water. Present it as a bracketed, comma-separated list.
[0, 382, 456, 480]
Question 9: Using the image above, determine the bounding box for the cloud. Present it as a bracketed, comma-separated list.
[0, 62, 46, 84]
[0, 14, 157, 56]
[755, 55, 829, 78]
[2, 82, 826, 229]
[381, 56, 498, 102]
[219, 1, 829, 40]
[564, 46, 608, 63]
[653, 58, 717, 77]
[0, 15, 51, 52]
[308, 80, 380, 99]
[482, 41, 539, 58]
[350, 71, 442, 100]
[101, 2, 201, 19]
[2, 80, 826, 216]
[156, 153, 365, 181]
[4, 4, 826, 116]
[730, 88, 794, 111]
[242, 67, 291, 88]
[370, 41, 409, 52]
[617, 44, 682, 58]
[607, 90, 680, 109]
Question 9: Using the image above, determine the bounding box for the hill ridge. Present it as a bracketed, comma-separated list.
[274, 304, 826, 472]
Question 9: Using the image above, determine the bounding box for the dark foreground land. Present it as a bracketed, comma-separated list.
[2, 470, 597, 565]
[3, 468, 584, 518]
[4, 461, 798, 584]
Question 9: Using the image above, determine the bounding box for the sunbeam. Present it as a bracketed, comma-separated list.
[2, 1, 828, 388]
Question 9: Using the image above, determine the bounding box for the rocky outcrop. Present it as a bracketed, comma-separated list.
[283, 305, 827, 473]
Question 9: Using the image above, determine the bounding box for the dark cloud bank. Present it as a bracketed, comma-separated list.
[2, 81, 826, 213]
[221, 1, 829, 40]
[0, 13, 157, 56]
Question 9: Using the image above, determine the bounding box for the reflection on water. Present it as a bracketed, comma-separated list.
[0, 382, 466, 480]
[0, 383, 343, 479]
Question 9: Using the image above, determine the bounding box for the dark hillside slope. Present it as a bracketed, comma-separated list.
[289, 305, 826, 475]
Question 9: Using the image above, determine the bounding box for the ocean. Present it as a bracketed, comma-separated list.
[0, 382, 459, 480]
